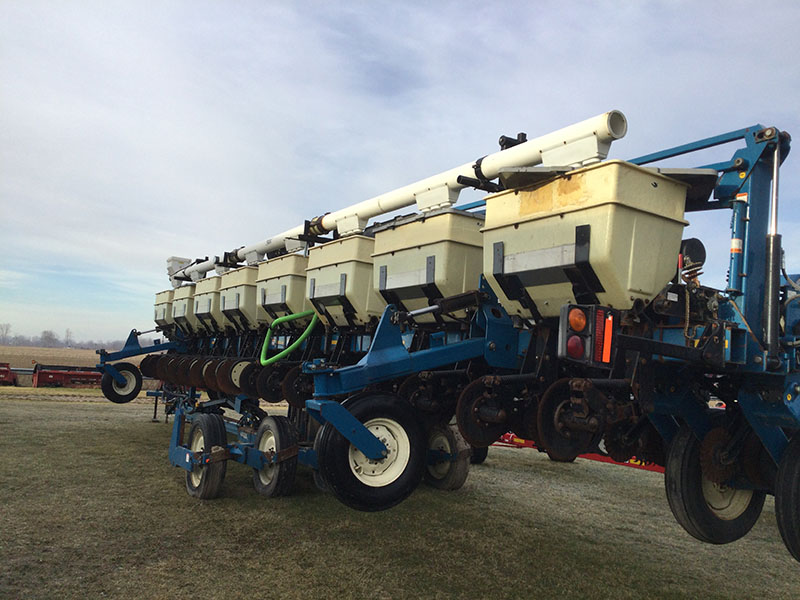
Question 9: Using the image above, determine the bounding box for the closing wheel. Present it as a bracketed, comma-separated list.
[101, 362, 142, 404]
[238, 362, 262, 399]
[537, 378, 594, 463]
[215, 360, 238, 396]
[775, 435, 800, 560]
[253, 416, 298, 497]
[317, 393, 425, 511]
[256, 365, 283, 403]
[185, 413, 228, 499]
[424, 424, 470, 490]
[202, 359, 222, 391]
[456, 379, 509, 448]
[665, 424, 765, 544]
[282, 366, 312, 409]
[139, 355, 159, 378]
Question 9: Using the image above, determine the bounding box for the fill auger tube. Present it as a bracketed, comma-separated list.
[168, 110, 627, 286]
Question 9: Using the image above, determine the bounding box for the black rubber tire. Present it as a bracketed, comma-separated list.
[253, 416, 298, 497]
[470, 445, 489, 465]
[775, 435, 800, 560]
[424, 424, 470, 490]
[312, 426, 329, 492]
[665, 424, 765, 544]
[100, 362, 142, 404]
[317, 393, 425, 512]
[185, 413, 227, 499]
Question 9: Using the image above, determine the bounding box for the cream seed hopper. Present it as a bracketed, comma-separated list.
[96, 114, 800, 563]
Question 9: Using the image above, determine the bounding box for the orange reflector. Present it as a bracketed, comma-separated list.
[568, 307, 587, 332]
[602, 314, 614, 363]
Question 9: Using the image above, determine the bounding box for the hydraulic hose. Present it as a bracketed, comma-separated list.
[259, 310, 318, 367]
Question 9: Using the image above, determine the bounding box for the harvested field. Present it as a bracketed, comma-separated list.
[0, 391, 797, 599]
[0, 345, 117, 369]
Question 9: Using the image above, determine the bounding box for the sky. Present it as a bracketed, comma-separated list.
[1, 1, 799, 342]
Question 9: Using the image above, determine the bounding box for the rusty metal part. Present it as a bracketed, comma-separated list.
[282, 365, 312, 409]
[455, 378, 508, 447]
[238, 362, 261, 399]
[537, 378, 595, 462]
[214, 360, 238, 396]
[399, 374, 441, 413]
[140, 355, 159, 378]
[202, 359, 222, 391]
[699, 427, 737, 484]
[515, 394, 540, 444]
[256, 365, 283, 403]
[603, 421, 637, 463]
[189, 358, 212, 388]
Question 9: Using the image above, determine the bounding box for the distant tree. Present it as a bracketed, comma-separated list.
[0, 323, 10, 345]
[40, 330, 59, 348]
[10, 334, 31, 347]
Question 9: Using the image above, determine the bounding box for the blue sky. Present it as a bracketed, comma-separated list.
[1, 1, 799, 341]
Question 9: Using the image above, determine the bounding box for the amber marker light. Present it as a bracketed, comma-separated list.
[568, 307, 587, 332]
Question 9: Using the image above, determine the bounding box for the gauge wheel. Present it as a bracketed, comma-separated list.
[775, 435, 800, 560]
[665, 424, 765, 544]
[424, 424, 470, 490]
[185, 413, 228, 499]
[253, 416, 298, 497]
[100, 362, 142, 404]
[316, 393, 425, 511]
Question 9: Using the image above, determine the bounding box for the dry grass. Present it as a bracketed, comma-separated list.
[0, 345, 112, 368]
[1, 392, 797, 599]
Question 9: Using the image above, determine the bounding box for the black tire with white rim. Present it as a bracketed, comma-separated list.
[424, 424, 470, 490]
[185, 413, 228, 499]
[665, 424, 765, 544]
[253, 416, 298, 497]
[100, 362, 142, 404]
[317, 393, 425, 512]
[775, 435, 800, 560]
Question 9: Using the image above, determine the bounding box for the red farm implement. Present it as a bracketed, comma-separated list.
[494, 432, 665, 474]
[32, 363, 102, 388]
[0, 363, 18, 386]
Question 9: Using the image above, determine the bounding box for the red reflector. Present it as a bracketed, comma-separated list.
[566, 335, 584, 359]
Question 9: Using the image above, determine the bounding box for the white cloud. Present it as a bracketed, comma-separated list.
[0, 1, 799, 340]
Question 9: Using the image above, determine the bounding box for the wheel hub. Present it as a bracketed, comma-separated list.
[701, 477, 753, 521]
[348, 419, 408, 487]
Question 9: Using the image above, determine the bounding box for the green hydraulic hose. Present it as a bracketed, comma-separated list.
[260, 310, 318, 367]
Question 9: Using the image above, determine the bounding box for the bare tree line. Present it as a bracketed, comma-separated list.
[0, 323, 154, 351]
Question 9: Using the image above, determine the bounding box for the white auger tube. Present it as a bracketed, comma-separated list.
[170, 110, 627, 286]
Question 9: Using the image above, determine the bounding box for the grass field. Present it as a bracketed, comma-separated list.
[1, 392, 797, 599]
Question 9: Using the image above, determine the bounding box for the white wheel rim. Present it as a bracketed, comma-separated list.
[427, 430, 452, 480]
[701, 477, 753, 520]
[189, 428, 205, 487]
[258, 429, 277, 485]
[113, 370, 136, 395]
[348, 417, 410, 487]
